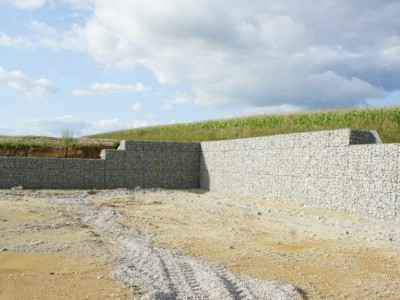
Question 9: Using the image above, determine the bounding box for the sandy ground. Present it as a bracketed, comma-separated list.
[0, 189, 399, 299]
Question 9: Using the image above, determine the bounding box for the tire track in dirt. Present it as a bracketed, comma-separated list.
[51, 192, 300, 300]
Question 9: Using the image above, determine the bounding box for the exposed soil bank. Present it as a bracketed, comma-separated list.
[0, 136, 119, 158]
[0, 145, 114, 159]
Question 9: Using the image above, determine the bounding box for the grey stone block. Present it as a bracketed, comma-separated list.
[82, 159, 105, 170]
[163, 151, 181, 171]
[84, 170, 105, 189]
[42, 169, 66, 188]
[328, 129, 351, 147]
[144, 141, 164, 152]
[180, 171, 199, 189]
[0, 169, 18, 188]
[0, 157, 17, 169]
[144, 170, 164, 188]
[105, 170, 125, 189]
[63, 159, 84, 170]
[125, 151, 145, 170]
[119, 140, 144, 152]
[163, 142, 182, 152]
[63, 169, 84, 189]
[181, 142, 201, 152]
[144, 152, 164, 170]
[199, 171, 210, 190]
[125, 170, 144, 189]
[164, 171, 182, 189]
[18, 169, 42, 189]
[17, 158, 42, 169]
[350, 129, 377, 145]
[181, 152, 200, 171]
[104, 150, 126, 170]
[41, 158, 64, 169]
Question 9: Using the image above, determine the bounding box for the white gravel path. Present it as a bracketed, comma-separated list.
[41, 189, 301, 300]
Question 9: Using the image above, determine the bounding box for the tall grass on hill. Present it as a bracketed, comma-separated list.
[88, 106, 400, 143]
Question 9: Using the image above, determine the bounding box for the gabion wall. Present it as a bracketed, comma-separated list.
[200, 129, 399, 220]
[1, 129, 398, 220]
[0, 140, 200, 190]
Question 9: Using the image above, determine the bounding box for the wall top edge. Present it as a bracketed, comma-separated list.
[200, 128, 379, 148]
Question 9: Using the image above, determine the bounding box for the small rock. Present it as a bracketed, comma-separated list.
[1, 247, 8, 252]
[49, 272, 55, 275]
[11, 185, 23, 190]
[257, 212, 262, 216]
[88, 230, 100, 237]
[229, 246, 235, 249]
[389, 237, 393, 242]
[97, 275, 105, 279]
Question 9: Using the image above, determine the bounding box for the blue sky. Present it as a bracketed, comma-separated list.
[0, 0, 399, 137]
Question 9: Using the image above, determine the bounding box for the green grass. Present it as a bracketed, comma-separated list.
[61, 129, 75, 147]
[0, 136, 119, 150]
[0, 140, 43, 150]
[87, 106, 400, 143]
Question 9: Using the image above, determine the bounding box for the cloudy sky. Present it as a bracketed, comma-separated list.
[1, 0, 399, 137]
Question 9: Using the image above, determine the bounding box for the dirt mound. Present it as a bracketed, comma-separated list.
[0, 145, 114, 159]
[0, 136, 119, 158]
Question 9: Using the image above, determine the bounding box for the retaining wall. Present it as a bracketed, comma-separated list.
[0, 140, 200, 190]
[0, 129, 399, 220]
[200, 129, 400, 220]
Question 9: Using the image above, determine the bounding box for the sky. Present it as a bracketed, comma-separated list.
[0, 0, 399, 137]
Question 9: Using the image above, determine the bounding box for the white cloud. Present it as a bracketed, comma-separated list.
[71, 89, 92, 97]
[0, 32, 29, 47]
[59, 0, 399, 110]
[21, 114, 168, 137]
[305, 71, 385, 104]
[60, 0, 94, 10]
[2, 0, 45, 9]
[131, 120, 151, 129]
[23, 115, 85, 136]
[244, 104, 302, 116]
[88, 118, 124, 130]
[89, 82, 151, 94]
[133, 82, 151, 93]
[0, 125, 14, 135]
[71, 82, 150, 97]
[30, 20, 57, 35]
[131, 102, 144, 111]
[0, 66, 56, 96]
[23, 115, 131, 137]
[162, 91, 189, 110]
[380, 38, 400, 70]
[1, 0, 94, 10]
[3, 1, 398, 109]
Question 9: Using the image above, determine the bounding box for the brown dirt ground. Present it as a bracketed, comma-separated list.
[0, 195, 134, 300]
[95, 190, 400, 299]
[1, 189, 399, 299]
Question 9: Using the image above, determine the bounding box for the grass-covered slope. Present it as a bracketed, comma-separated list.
[0, 136, 119, 150]
[87, 106, 400, 143]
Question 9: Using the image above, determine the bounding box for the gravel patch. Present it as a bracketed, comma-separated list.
[5, 189, 300, 299]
